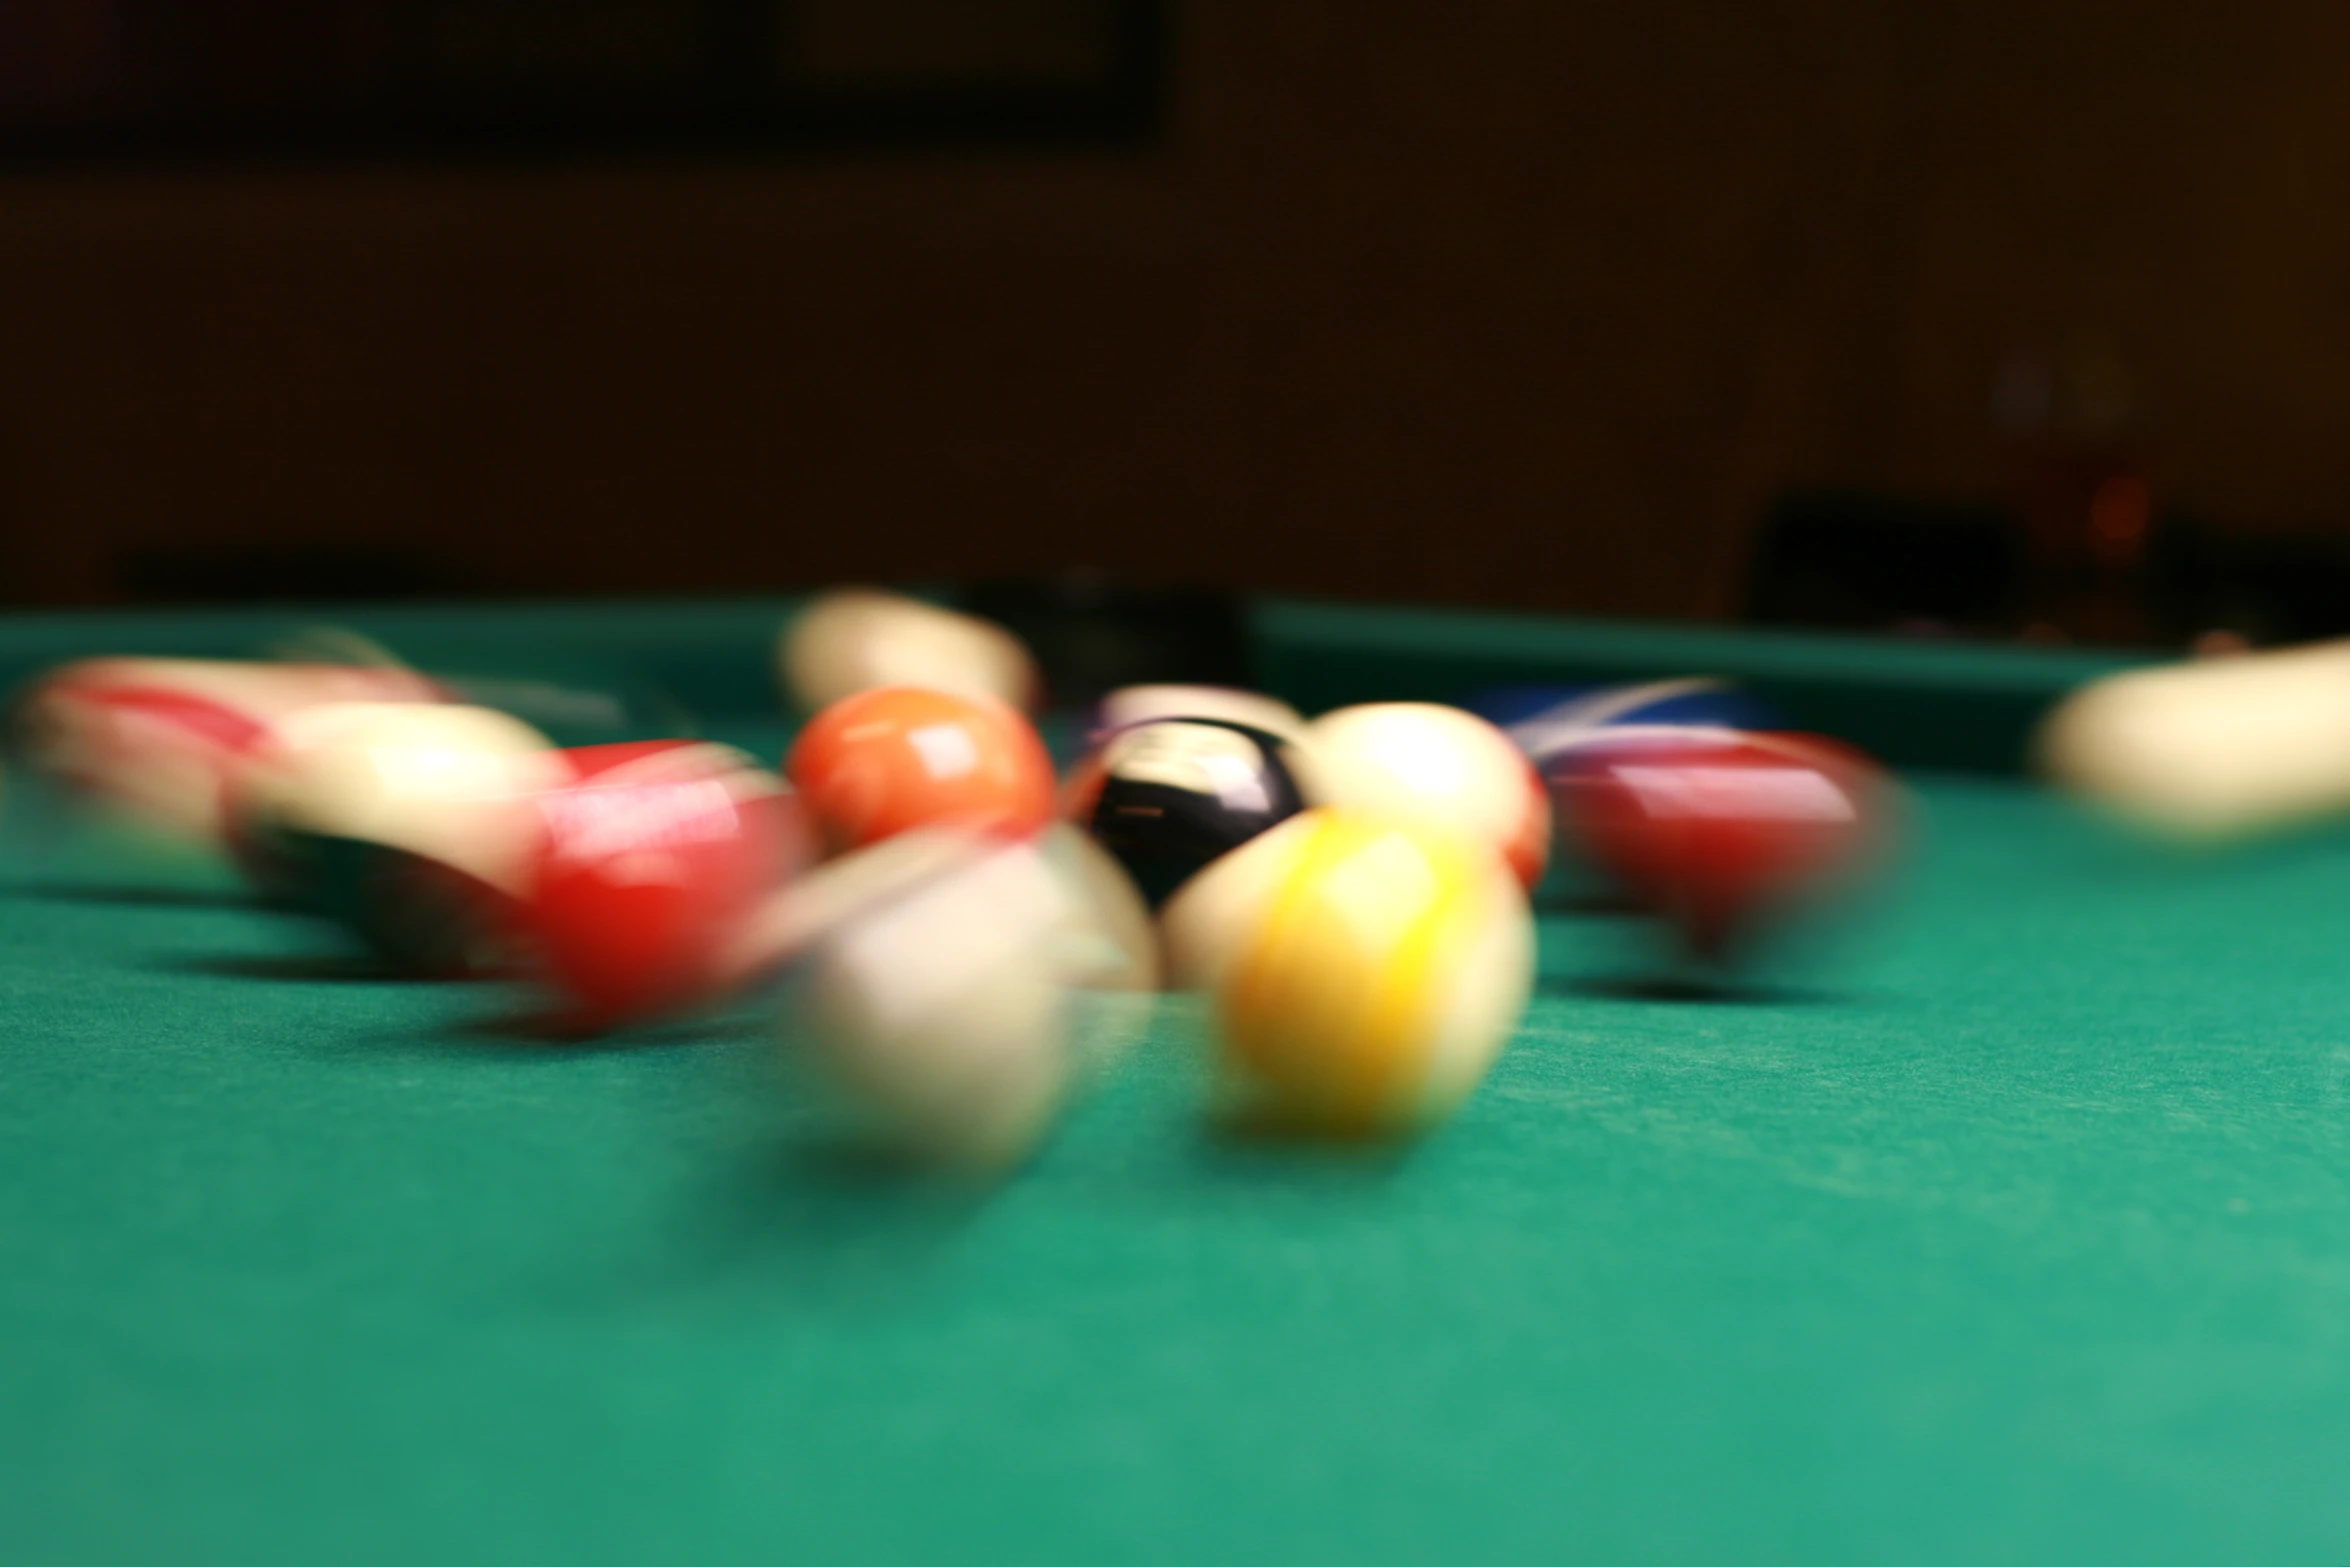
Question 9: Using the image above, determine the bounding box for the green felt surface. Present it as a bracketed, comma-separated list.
[8, 774, 2350, 1564]
[1, 606, 2343, 1566]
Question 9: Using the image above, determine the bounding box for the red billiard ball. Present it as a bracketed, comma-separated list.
[516, 741, 813, 1031]
[785, 685, 1056, 855]
[1549, 728, 1892, 964]
[16, 657, 441, 850]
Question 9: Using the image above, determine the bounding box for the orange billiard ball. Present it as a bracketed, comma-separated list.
[785, 685, 1057, 855]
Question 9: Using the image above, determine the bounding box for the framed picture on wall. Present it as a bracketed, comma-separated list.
[0, 0, 1164, 159]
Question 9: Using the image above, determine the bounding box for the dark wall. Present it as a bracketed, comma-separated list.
[5, 2, 2349, 612]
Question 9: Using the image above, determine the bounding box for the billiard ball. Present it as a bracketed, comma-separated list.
[1476, 677, 1781, 765]
[259, 623, 696, 748]
[1548, 727, 1892, 965]
[1299, 702, 1551, 890]
[780, 588, 1039, 714]
[226, 702, 566, 975]
[2037, 639, 2350, 838]
[1033, 822, 1162, 993]
[1087, 685, 1306, 745]
[717, 826, 999, 987]
[718, 821, 1159, 996]
[785, 685, 1056, 855]
[1062, 718, 1310, 907]
[751, 820, 1156, 1166]
[13, 657, 440, 850]
[1159, 810, 1321, 992]
[1027, 821, 1166, 1108]
[796, 831, 1081, 1168]
[515, 741, 814, 1031]
[1183, 808, 1534, 1137]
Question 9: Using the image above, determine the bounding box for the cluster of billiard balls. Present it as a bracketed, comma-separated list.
[12, 590, 1894, 1167]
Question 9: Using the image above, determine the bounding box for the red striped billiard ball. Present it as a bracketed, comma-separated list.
[1549, 728, 1892, 964]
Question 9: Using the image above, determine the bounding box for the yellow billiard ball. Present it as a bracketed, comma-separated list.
[1173, 808, 1535, 1137]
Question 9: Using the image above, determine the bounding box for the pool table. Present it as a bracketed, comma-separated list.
[3, 596, 2345, 1567]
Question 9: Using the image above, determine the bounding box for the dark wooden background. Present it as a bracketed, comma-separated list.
[3, 1, 2347, 616]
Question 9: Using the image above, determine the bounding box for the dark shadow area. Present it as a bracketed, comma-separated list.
[15, 882, 254, 911]
[961, 577, 1252, 707]
[1747, 491, 2024, 637]
[1750, 489, 2350, 648]
[777, 1133, 995, 1192]
[1553, 972, 1844, 1007]
[160, 950, 430, 983]
[118, 543, 481, 604]
[9, 3, 2350, 637]
[1187, 1106, 1420, 1190]
[1534, 886, 1645, 917]
[0, 1, 1166, 167]
[628, 1129, 1003, 1308]
[437, 1005, 772, 1055]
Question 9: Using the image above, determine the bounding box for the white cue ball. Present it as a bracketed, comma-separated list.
[719, 822, 1156, 994]
[1034, 822, 1162, 993]
[798, 835, 1078, 1168]
[719, 828, 1001, 986]
[2038, 638, 2350, 838]
[1299, 701, 1552, 888]
[779, 588, 1039, 714]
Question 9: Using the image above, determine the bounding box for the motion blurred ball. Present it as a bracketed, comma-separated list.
[2037, 640, 2350, 839]
[1063, 718, 1310, 906]
[1034, 823, 1161, 993]
[1159, 811, 1323, 992]
[227, 702, 565, 975]
[786, 685, 1056, 855]
[1301, 702, 1551, 890]
[1088, 685, 1306, 745]
[1549, 728, 1891, 965]
[13, 657, 439, 849]
[798, 834, 1081, 1168]
[1196, 809, 1534, 1138]
[718, 821, 1157, 997]
[717, 828, 1002, 988]
[517, 741, 813, 1031]
[781, 589, 1039, 714]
